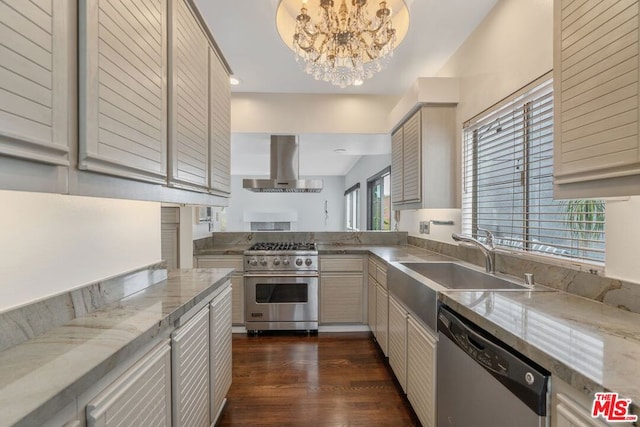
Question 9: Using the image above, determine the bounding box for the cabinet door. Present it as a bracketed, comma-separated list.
[169, 0, 209, 191]
[402, 110, 421, 203]
[172, 307, 210, 427]
[86, 341, 171, 427]
[208, 47, 230, 195]
[231, 275, 244, 325]
[0, 0, 71, 166]
[407, 316, 436, 427]
[391, 127, 404, 204]
[320, 273, 364, 323]
[375, 284, 389, 356]
[553, 0, 640, 198]
[210, 284, 232, 423]
[79, 0, 168, 183]
[388, 296, 408, 393]
[367, 275, 376, 332]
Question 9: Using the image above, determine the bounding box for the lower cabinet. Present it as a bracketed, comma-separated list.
[319, 255, 365, 324]
[375, 284, 389, 356]
[86, 341, 172, 427]
[406, 316, 437, 427]
[388, 295, 408, 393]
[210, 285, 233, 422]
[171, 308, 210, 427]
[367, 273, 377, 333]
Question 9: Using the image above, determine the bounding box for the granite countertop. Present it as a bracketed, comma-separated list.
[0, 268, 234, 427]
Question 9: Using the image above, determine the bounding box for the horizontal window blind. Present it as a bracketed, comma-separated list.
[462, 79, 605, 263]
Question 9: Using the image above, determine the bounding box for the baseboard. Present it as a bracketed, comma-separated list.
[232, 325, 373, 334]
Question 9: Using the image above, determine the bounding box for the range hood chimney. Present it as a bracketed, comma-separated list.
[243, 135, 323, 193]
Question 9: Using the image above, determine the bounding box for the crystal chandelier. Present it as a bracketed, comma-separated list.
[290, 0, 401, 88]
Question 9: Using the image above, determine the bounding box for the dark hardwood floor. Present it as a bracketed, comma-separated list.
[217, 332, 420, 427]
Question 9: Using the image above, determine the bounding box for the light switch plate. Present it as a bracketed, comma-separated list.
[419, 221, 430, 234]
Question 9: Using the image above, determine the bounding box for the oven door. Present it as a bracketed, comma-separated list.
[244, 273, 318, 331]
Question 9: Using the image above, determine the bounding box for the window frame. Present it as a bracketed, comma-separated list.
[344, 183, 360, 231]
[367, 166, 391, 231]
[461, 75, 605, 268]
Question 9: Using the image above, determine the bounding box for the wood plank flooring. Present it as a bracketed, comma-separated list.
[217, 332, 420, 427]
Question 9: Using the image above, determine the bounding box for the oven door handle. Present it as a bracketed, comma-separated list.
[244, 272, 319, 278]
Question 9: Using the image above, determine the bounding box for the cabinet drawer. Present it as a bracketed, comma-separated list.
[196, 255, 243, 273]
[368, 258, 378, 279]
[321, 255, 364, 272]
[376, 265, 387, 288]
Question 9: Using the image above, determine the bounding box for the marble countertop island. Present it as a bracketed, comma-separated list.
[0, 268, 233, 427]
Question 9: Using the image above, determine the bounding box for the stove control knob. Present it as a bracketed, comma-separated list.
[249, 258, 258, 266]
[260, 258, 268, 266]
[273, 258, 281, 266]
[282, 258, 290, 266]
[305, 258, 313, 266]
[295, 258, 303, 266]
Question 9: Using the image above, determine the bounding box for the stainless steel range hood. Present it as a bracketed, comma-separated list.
[243, 135, 323, 193]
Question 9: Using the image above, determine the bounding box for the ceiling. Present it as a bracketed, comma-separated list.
[195, 0, 499, 176]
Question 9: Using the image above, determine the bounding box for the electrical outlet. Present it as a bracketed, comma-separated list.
[419, 221, 430, 234]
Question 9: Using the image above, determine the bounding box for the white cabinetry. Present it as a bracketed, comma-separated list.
[375, 285, 389, 356]
[553, 0, 640, 198]
[0, 0, 231, 204]
[406, 316, 437, 427]
[210, 284, 232, 423]
[169, 0, 209, 191]
[388, 295, 408, 393]
[319, 255, 365, 324]
[86, 341, 172, 427]
[79, 0, 167, 184]
[171, 307, 210, 427]
[0, 0, 72, 193]
[196, 255, 244, 325]
[391, 105, 456, 210]
[208, 47, 231, 195]
[368, 256, 389, 355]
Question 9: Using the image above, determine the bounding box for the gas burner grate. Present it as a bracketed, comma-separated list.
[248, 242, 317, 251]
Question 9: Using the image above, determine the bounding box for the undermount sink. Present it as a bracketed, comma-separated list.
[399, 262, 529, 291]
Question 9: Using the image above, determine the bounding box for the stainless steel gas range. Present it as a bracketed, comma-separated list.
[243, 242, 319, 333]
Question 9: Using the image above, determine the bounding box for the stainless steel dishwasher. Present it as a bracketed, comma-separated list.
[437, 305, 550, 426]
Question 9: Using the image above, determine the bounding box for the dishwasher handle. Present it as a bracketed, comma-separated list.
[438, 305, 549, 416]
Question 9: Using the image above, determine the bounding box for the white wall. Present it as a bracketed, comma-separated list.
[231, 93, 399, 134]
[221, 175, 345, 231]
[398, 0, 553, 243]
[0, 190, 161, 312]
[344, 154, 392, 230]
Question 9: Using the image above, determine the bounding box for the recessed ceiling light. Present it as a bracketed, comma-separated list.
[353, 79, 364, 86]
[229, 76, 241, 86]
[334, 148, 347, 153]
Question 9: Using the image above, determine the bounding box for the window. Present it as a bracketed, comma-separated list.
[367, 167, 391, 230]
[462, 78, 605, 263]
[345, 183, 360, 231]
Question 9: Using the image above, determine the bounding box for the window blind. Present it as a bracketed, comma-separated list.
[462, 79, 605, 263]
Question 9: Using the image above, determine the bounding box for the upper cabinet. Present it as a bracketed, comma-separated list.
[1, 0, 231, 204]
[391, 105, 457, 210]
[169, 0, 210, 192]
[79, 0, 168, 184]
[208, 47, 231, 196]
[0, 0, 72, 193]
[553, 0, 640, 198]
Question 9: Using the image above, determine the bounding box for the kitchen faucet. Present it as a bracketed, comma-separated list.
[451, 228, 496, 274]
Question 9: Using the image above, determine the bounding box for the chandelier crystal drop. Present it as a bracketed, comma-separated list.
[292, 0, 398, 88]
